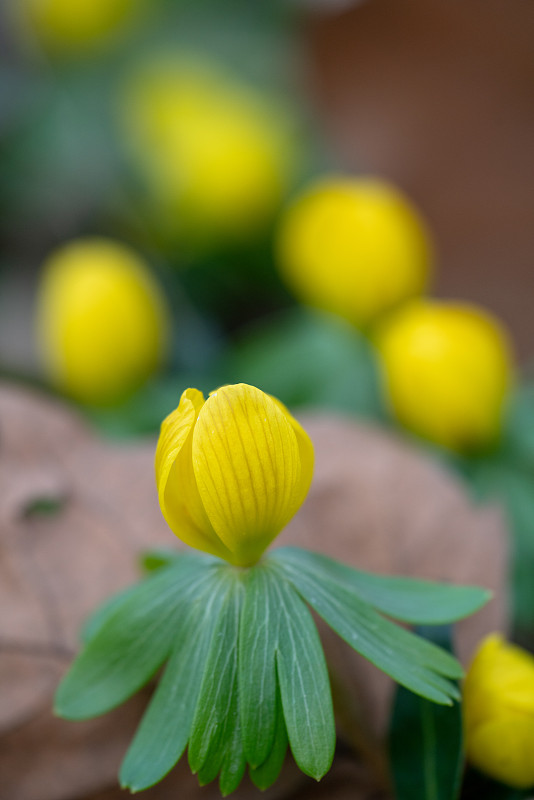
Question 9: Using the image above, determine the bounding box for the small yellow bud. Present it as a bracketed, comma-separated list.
[36, 237, 169, 406]
[463, 633, 534, 788]
[119, 56, 295, 247]
[155, 384, 314, 567]
[276, 177, 432, 328]
[16, 0, 142, 54]
[375, 300, 513, 453]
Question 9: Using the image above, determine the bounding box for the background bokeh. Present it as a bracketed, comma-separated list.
[2, 2, 534, 797]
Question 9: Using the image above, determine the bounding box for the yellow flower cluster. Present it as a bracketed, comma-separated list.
[155, 383, 313, 566]
[276, 175, 514, 454]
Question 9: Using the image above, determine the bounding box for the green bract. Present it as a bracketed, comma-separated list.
[55, 547, 490, 795]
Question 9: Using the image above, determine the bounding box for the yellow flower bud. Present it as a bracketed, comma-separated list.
[375, 300, 513, 453]
[16, 0, 142, 54]
[36, 237, 169, 406]
[463, 633, 534, 788]
[155, 384, 314, 567]
[119, 56, 295, 247]
[276, 177, 432, 328]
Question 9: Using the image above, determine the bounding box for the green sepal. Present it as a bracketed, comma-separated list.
[389, 626, 463, 800]
[119, 574, 228, 791]
[273, 574, 336, 780]
[55, 552, 215, 719]
[271, 550, 463, 704]
[275, 547, 491, 625]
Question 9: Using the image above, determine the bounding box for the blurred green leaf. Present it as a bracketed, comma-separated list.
[389, 626, 463, 800]
[140, 547, 182, 572]
[503, 381, 534, 472]
[465, 460, 534, 632]
[221, 308, 384, 417]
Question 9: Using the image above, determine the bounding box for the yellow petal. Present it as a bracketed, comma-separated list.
[192, 384, 306, 565]
[155, 388, 232, 561]
[270, 395, 314, 513]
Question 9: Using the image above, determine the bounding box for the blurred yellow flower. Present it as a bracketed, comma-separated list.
[463, 633, 534, 788]
[155, 384, 314, 567]
[17, 0, 142, 54]
[375, 300, 513, 453]
[37, 237, 169, 406]
[120, 56, 296, 247]
[276, 177, 432, 328]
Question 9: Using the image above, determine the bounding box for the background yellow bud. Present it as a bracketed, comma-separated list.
[16, 0, 142, 54]
[36, 238, 169, 406]
[276, 177, 432, 328]
[464, 633, 534, 788]
[375, 300, 513, 453]
[120, 57, 296, 247]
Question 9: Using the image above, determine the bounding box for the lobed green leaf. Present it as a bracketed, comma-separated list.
[55, 553, 215, 720]
[188, 576, 244, 782]
[272, 551, 462, 704]
[275, 547, 490, 624]
[119, 572, 229, 791]
[238, 564, 279, 768]
[271, 574, 336, 780]
[249, 688, 288, 791]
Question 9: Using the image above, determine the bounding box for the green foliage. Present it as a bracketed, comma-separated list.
[55, 547, 489, 794]
[220, 307, 385, 416]
[389, 627, 463, 800]
[275, 547, 491, 625]
[464, 458, 534, 633]
[274, 577, 335, 779]
[271, 550, 463, 705]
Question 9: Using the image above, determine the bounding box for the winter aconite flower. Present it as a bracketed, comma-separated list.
[37, 237, 169, 406]
[463, 633, 534, 789]
[155, 384, 314, 567]
[276, 176, 432, 329]
[375, 300, 513, 453]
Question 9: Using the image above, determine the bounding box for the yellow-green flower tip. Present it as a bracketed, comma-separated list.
[155, 384, 314, 567]
[36, 237, 169, 407]
[16, 0, 143, 54]
[463, 633, 534, 789]
[276, 176, 432, 329]
[375, 300, 513, 453]
[120, 56, 295, 246]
